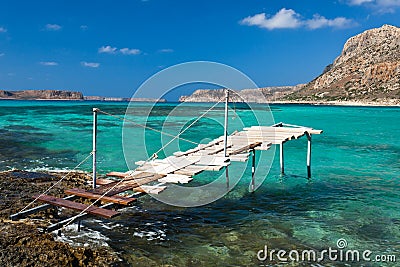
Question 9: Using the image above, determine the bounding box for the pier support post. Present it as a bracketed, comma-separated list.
[225, 166, 229, 189]
[251, 148, 255, 192]
[92, 108, 99, 189]
[280, 142, 285, 175]
[223, 89, 229, 158]
[306, 132, 312, 178]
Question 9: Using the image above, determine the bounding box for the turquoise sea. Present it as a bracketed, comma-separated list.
[0, 100, 399, 266]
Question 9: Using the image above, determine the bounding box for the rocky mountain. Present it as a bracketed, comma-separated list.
[286, 24, 400, 104]
[0, 90, 83, 100]
[179, 85, 303, 103]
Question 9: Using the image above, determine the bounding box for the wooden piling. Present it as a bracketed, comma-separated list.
[223, 89, 229, 157]
[225, 166, 229, 189]
[280, 142, 284, 175]
[92, 108, 98, 189]
[251, 148, 255, 192]
[306, 132, 312, 178]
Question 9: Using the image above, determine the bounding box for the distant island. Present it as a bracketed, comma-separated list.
[180, 24, 400, 106]
[0, 90, 83, 100]
[0, 90, 165, 102]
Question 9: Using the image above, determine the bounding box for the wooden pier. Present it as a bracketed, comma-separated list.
[10, 89, 322, 232]
[10, 122, 322, 232]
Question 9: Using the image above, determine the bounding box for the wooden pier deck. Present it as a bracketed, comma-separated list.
[10, 122, 322, 232]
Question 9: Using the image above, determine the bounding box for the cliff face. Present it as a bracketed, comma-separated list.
[179, 85, 303, 103]
[0, 90, 84, 100]
[287, 24, 400, 103]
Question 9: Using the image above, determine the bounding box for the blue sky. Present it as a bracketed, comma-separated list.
[0, 0, 399, 99]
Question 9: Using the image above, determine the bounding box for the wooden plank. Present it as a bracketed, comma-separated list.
[65, 188, 136, 205]
[245, 126, 322, 135]
[230, 136, 291, 143]
[33, 195, 120, 219]
[181, 165, 216, 173]
[10, 195, 77, 221]
[174, 137, 224, 157]
[192, 155, 229, 166]
[107, 171, 129, 178]
[158, 174, 193, 184]
[92, 172, 165, 196]
[139, 185, 167, 194]
[229, 142, 262, 155]
[229, 156, 249, 162]
[106, 171, 147, 178]
[174, 169, 198, 176]
[237, 132, 297, 138]
[138, 156, 201, 174]
[193, 164, 224, 171]
[96, 178, 115, 185]
[255, 144, 272, 150]
[208, 145, 232, 155]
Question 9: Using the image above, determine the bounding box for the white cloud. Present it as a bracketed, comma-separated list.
[306, 15, 355, 29]
[159, 48, 174, 53]
[45, 24, 62, 31]
[98, 45, 118, 54]
[0, 27, 7, 33]
[348, 0, 374, 5]
[120, 48, 141, 55]
[81, 61, 100, 68]
[0, 53, 4, 57]
[80, 25, 88, 31]
[99, 45, 141, 55]
[240, 8, 355, 30]
[347, 0, 400, 12]
[40, 61, 58, 66]
[240, 8, 301, 30]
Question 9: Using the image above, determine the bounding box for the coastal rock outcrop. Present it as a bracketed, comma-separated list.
[287, 24, 400, 104]
[179, 85, 303, 103]
[0, 90, 84, 100]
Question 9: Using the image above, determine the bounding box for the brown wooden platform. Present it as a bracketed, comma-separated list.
[33, 195, 120, 219]
[65, 188, 137, 205]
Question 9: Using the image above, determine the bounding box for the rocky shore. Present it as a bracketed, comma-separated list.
[0, 170, 122, 266]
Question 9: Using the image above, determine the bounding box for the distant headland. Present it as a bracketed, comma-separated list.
[0, 89, 165, 102]
[0, 90, 83, 100]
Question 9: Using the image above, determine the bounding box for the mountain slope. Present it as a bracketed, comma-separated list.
[286, 24, 400, 104]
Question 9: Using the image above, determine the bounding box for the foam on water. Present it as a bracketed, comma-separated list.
[54, 224, 111, 248]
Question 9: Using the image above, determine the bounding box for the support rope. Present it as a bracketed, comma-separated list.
[61, 97, 225, 230]
[18, 152, 94, 214]
[97, 110, 200, 145]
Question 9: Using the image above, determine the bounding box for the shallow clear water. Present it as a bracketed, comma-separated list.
[0, 100, 399, 266]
